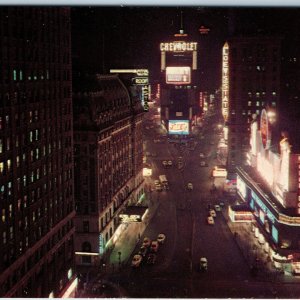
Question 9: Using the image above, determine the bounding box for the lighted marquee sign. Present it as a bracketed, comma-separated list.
[160, 41, 197, 52]
[119, 214, 142, 223]
[222, 42, 229, 121]
[166, 67, 191, 84]
[168, 120, 189, 135]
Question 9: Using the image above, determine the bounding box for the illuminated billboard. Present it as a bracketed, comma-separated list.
[222, 42, 229, 122]
[160, 41, 197, 52]
[168, 120, 189, 135]
[166, 67, 191, 84]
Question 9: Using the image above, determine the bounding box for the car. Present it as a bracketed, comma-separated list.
[209, 209, 216, 218]
[214, 205, 221, 211]
[162, 160, 168, 167]
[131, 254, 143, 268]
[155, 184, 162, 192]
[187, 183, 193, 190]
[163, 183, 169, 190]
[154, 180, 160, 186]
[147, 253, 157, 265]
[199, 257, 208, 271]
[200, 161, 207, 167]
[168, 160, 172, 166]
[199, 153, 205, 158]
[139, 246, 148, 257]
[142, 237, 151, 248]
[150, 241, 159, 253]
[207, 216, 215, 225]
[157, 233, 166, 244]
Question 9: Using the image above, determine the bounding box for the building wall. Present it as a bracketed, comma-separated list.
[224, 37, 281, 172]
[0, 7, 76, 297]
[73, 75, 144, 268]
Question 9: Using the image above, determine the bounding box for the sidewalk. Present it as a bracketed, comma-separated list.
[106, 189, 160, 271]
[222, 207, 300, 284]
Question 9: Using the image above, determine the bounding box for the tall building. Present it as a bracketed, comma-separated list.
[221, 36, 282, 173]
[72, 74, 144, 272]
[0, 8, 76, 297]
[159, 28, 200, 139]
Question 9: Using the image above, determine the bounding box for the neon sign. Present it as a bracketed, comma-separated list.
[222, 43, 229, 121]
[160, 41, 197, 52]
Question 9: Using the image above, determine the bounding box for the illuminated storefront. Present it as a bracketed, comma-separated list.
[234, 109, 300, 274]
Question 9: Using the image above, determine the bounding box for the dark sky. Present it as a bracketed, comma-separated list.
[72, 7, 300, 91]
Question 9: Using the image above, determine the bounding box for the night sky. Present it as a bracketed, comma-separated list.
[72, 7, 300, 91]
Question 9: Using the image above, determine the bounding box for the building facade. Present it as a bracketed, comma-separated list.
[73, 74, 144, 270]
[236, 109, 300, 274]
[222, 37, 281, 173]
[159, 30, 200, 138]
[0, 7, 76, 297]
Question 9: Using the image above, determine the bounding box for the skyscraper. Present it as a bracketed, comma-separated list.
[0, 7, 76, 297]
[221, 36, 281, 173]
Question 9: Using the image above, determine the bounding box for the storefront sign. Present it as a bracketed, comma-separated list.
[119, 214, 142, 223]
[278, 214, 300, 225]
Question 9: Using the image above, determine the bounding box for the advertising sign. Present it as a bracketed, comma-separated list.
[119, 214, 142, 223]
[260, 109, 270, 149]
[168, 120, 189, 135]
[166, 66, 191, 84]
[222, 43, 229, 121]
[142, 85, 149, 111]
[133, 77, 149, 85]
[160, 41, 197, 52]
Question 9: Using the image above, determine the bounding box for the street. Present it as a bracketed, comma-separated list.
[88, 102, 300, 298]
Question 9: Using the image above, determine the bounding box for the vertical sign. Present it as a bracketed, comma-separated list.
[142, 85, 149, 111]
[99, 234, 104, 255]
[222, 42, 229, 122]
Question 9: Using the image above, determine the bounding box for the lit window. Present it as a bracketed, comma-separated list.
[0, 162, 4, 174]
[9, 226, 13, 239]
[16, 156, 20, 167]
[256, 92, 260, 97]
[32, 211, 36, 222]
[256, 101, 260, 107]
[248, 101, 251, 106]
[13, 70, 17, 81]
[9, 204, 12, 218]
[2, 209, 5, 222]
[31, 171, 34, 183]
[272, 91, 276, 96]
[29, 131, 33, 142]
[7, 160, 11, 171]
[272, 102, 276, 107]
[3, 232, 7, 244]
[29, 111, 32, 123]
[23, 175, 27, 187]
[0, 139, 2, 153]
[19, 70, 23, 81]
